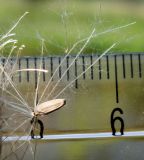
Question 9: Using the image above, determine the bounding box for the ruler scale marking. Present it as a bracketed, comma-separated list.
[75, 59, 78, 89]
[18, 58, 21, 83]
[4, 53, 144, 86]
[82, 55, 86, 79]
[138, 54, 142, 78]
[66, 56, 70, 81]
[42, 57, 46, 82]
[90, 55, 94, 80]
[130, 54, 134, 78]
[114, 55, 119, 103]
[50, 57, 53, 81]
[58, 57, 62, 79]
[26, 58, 29, 82]
[2, 59, 5, 82]
[34, 57, 37, 89]
[98, 55, 102, 80]
[10, 58, 14, 81]
[106, 55, 110, 79]
[122, 54, 126, 79]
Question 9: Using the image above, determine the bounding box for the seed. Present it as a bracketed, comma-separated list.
[34, 99, 66, 116]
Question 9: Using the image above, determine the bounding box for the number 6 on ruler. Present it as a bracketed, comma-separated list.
[110, 108, 124, 136]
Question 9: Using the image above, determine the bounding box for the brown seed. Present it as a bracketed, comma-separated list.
[34, 99, 66, 116]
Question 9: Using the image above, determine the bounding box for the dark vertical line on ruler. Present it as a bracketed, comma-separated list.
[18, 58, 21, 83]
[90, 55, 94, 80]
[122, 54, 126, 79]
[82, 55, 86, 79]
[98, 55, 102, 79]
[34, 57, 39, 109]
[58, 57, 61, 78]
[50, 57, 53, 81]
[34, 59, 38, 105]
[138, 54, 142, 78]
[130, 54, 134, 78]
[2, 58, 5, 66]
[66, 56, 69, 81]
[114, 55, 119, 103]
[75, 59, 78, 88]
[34, 57, 37, 89]
[2, 59, 5, 81]
[106, 55, 110, 79]
[26, 58, 29, 82]
[42, 57, 46, 81]
[10, 58, 13, 81]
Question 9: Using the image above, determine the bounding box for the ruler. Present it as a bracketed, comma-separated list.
[2, 53, 144, 160]
[2, 52, 143, 134]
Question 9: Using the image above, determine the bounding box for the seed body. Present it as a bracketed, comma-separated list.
[34, 99, 66, 116]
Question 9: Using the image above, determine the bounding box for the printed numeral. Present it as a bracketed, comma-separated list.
[111, 108, 124, 136]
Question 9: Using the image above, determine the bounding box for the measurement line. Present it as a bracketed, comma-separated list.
[138, 54, 142, 78]
[122, 54, 126, 79]
[18, 58, 21, 83]
[114, 55, 119, 103]
[106, 55, 110, 79]
[66, 56, 70, 81]
[90, 55, 94, 80]
[130, 54, 134, 78]
[42, 57, 46, 81]
[98, 55, 102, 79]
[10, 58, 13, 81]
[82, 55, 86, 79]
[26, 58, 29, 82]
[75, 59, 78, 88]
[58, 57, 61, 79]
[50, 57, 53, 81]
[2, 59, 5, 81]
[34, 57, 37, 89]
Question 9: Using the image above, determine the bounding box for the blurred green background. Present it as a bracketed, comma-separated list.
[0, 0, 144, 56]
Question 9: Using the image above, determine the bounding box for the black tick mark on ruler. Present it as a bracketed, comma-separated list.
[50, 57, 53, 81]
[98, 55, 102, 80]
[75, 59, 78, 89]
[18, 58, 21, 83]
[26, 58, 29, 82]
[130, 54, 134, 78]
[90, 55, 94, 80]
[42, 57, 46, 82]
[82, 55, 86, 80]
[114, 55, 119, 103]
[138, 54, 142, 78]
[106, 55, 110, 79]
[122, 54, 126, 79]
[66, 56, 70, 81]
[58, 57, 61, 79]
[34, 57, 37, 89]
